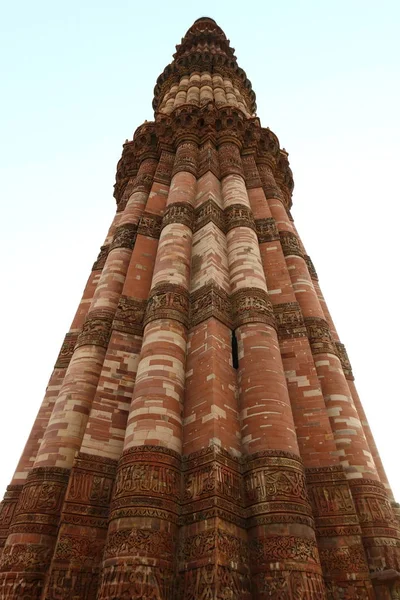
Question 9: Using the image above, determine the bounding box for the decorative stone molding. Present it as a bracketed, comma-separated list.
[161, 202, 195, 231]
[190, 283, 232, 328]
[304, 316, 337, 356]
[335, 341, 354, 380]
[348, 479, 400, 573]
[110, 446, 181, 519]
[255, 217, 280, 243]
[194, 198, 225, 233]
[153, 150, 175, 185]
[257, 161, 285, 201]
[242, 153, 262, 189]
[92, 244, 109, 271]
[144, 283, 190, 327]
[198, 140, 220, 179]
[171, 141, 198, 176]
[279, 230, 304, 258]
[231, 287, 275, 329]
[218, 141, 244, 178]
[224, 203, 256, 232]
[181, 445, 244, 528]
[273, 302, 307, 339]
[8, 467, 70, 539]
[75, 310, 114, 349]
[113, 296, 147, 336]
[109, 223, 137, 251]
[137, 211, 163, 239]
[0, 485, 23, 550]
[54, 331, 79, 368]
[304, 254, 318, 280]
[306, 465, 363, 538]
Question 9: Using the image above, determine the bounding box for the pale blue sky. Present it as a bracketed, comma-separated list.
[1, 1, 399, 498]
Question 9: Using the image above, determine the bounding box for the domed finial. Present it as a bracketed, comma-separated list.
[194, 16, 217, 23]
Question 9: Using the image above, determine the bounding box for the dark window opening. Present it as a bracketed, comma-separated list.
[231, 330, 239, 369]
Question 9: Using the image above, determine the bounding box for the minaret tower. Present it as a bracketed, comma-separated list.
[0, 17, 399, 600]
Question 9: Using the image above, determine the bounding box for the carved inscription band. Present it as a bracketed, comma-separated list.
[92, 244, 109, 271]
[144, 283, 190, 328]
[75, 310, 114, 349]
[55, 331, 79, 368]
[110, 223, 137, 251]
[304, 316, 337, 356]
[273, 302, 307, 339]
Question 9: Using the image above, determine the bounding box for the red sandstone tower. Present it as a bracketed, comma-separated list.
[0, 17, 399, 600]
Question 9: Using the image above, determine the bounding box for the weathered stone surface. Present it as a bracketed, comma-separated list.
[1, 16, 398, 600]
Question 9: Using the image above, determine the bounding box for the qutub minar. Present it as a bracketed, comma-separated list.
[0, 17, 399, 600]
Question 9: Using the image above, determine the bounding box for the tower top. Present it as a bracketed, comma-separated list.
[152, 17, 257, 114]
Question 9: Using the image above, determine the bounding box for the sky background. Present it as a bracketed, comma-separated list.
[1, 0, 399, 499]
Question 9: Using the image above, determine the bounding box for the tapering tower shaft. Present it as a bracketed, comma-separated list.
[0, 16, 399, 600]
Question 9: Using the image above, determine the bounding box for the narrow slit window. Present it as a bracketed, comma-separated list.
[231, 330, 239, 369]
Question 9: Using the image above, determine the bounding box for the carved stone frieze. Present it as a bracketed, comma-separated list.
[194, 198, 225, 233]
[153, 150, 175, 185]
[231, 287, 275, 329]
[161, 201, 195, 231]
[75, 310, 113, 349]
[113, 295, 147, 336]
[348, 479, 400, 572]
[252, 569, 326, 598]
[54, 331, 79, 368]
[279, 230, 304, 258]
[0, 485, 22, 548]
[335, 341, 354, 380]
[255, 216, 280, 243]
[0, 543, 52, 573]
[179, 564, 251, 600]
[46, 570, 99, 600]
[304, 254, 318, 280]
[137, 211, 163, 239]
[304, 316, 337, 356]
[104, 528, 174, 560]
[111, 446, 181, 516]
[319, 545, 369, 574]
[273, 302, 307, 339]
[224, 203, 256, 232]
[257, 160, 285, 201]
[190, 283, 232, 328]
[109, 222, 137, 251]
[249, 535, 320, 565]
[242, 153, 262, 188]
[64, 453, 117, 514]
[53, 534, 105, 567]
[198, 140, 220, 179]
[243, 451, 311, 528]
[92, 244, 109, 271]
[145, 283, 190, 327]
[178, 529, 248, 564]
[171, 141, 198, 177]
[218, 141, 244, 178]
[98, 564, 175, 600]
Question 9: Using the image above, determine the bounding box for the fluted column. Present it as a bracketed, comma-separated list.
[0, 213, 121, 556]
[266, 168, 400, 583]
[247, 149, 374, 596]
[0, 148, 157, 598]
[220, 141, 325, 599]
[180, 140, 250, 599]
[97, 140, 197, 600]
[44, 150, 175, 599]
[311, 266, 395, 500]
